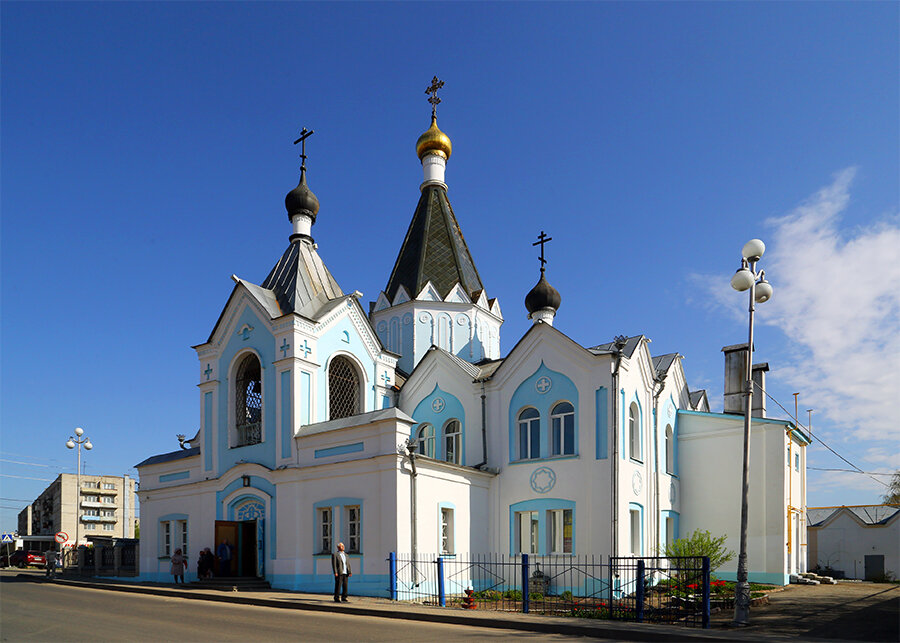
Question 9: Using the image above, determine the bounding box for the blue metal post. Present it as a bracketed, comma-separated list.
[437, 556, 446, 607]
[389, 552, 397, 601]
[522, 553, 530, 614]
[635, 559, 645, 622]
[702, 556, 711, 629]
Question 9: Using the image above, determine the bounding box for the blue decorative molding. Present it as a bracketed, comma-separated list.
[204, 364, 212, 380]
[300, 371, 311, 425]
[215, 475, 277, 559]
[508, 498, 576, 555]
[508, 362, 579, 463]
[312, 498, 363, 555]
[412, 384, 465, 464]
[314, 442, 365, 459]
[279, 338, 291, 357]
[281, 370, 292, 459]
[530, 466, 557, 493]
[595, 387, 608, 459]
[203, 392, 213, 472]
[159, 471, 190, 483]
[629, 502, 644, 556]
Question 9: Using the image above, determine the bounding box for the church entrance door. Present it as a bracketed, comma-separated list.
[214, 520, 258, 577]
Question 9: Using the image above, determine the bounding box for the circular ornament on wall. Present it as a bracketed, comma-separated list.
[632, 470, 643, 495]
[431, 397, 445, 413]
[535, 376, 552, 394]
[530, 466, 557, 494]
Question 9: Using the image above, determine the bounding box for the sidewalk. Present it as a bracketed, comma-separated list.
[18, 572, 896, 642]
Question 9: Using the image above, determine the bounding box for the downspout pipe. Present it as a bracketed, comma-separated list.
[476, 381, 488, 468]
[611, 335, 627, 560]
[406, 441, 419, 563]
[652, 373, 667, 557]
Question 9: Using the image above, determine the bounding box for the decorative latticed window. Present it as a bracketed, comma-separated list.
[235, 353, 262, 447]
[329, 356, 360, 420]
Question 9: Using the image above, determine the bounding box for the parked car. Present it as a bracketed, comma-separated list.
[8, 550, 46, 568]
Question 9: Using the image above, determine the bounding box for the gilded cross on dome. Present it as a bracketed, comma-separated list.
[426, 76, 445, 119]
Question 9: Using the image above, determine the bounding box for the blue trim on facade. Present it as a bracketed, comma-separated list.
[159, 513, 189, 522]
[281, 370, 292, 459]
[627, 393, 644, 463]
[438, 501, 456, 554]
[269, 572, 390, 596]
[412, 384, 466, 465]
[508, 498, 576, 556]
[317, 318, 377, 423]
[507, 454, 579, 466]
[215, 475, 277, 558]
[314, 442, 365, 459]
[300, 371, 311, 425]
[595, 387, 608, 459]
[159, 471, 190, 483]
[619, 389, 626, 460]
[203, 392, 213, 472]
[313, 497, 364, 554]
[629, 502, 644, 556]
[659, 510, 680, 550]
[508, 362, 579, 463]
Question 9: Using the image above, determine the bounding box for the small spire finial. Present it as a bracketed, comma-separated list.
[293, 127, 314, 171]
[533, 231, 553, 272]
[426, 76, 445, 120]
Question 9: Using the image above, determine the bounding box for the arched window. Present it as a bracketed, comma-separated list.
[235, 353, 262, 447]
[665, 424, 674, 474]
[416, 424, 435, 458]
[443, 420, 461, 465]
[629, 403, 641, 461]
[517, 408, 540, 460]
[550, 401, 575, 456]
[329, 356, 360, 420]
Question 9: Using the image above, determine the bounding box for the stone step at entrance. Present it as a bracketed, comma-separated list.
[192, 576, 271, 591]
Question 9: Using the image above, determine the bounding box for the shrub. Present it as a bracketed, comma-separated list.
[560, 590, 574, 601]
[474, 589, 501, 600]
[659, 529, 735, 572]
[529, 592, 544, 601]
[503, 589, 522, 600]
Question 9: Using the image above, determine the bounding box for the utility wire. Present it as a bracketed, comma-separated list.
[808, 467, 896, 476]
[759, 386, 890, 489]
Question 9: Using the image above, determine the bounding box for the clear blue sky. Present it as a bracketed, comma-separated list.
[2, 2, 898, 533]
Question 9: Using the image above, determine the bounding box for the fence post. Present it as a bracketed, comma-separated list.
[635, 559, 645, 623]
[437, 556, 446, 607]
[389, 552, 397, 601]
[701, 556, 711, 629]
[522, 553, 530, 614]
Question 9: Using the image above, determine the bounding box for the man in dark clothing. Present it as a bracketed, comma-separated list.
[331, 542, 352, 602]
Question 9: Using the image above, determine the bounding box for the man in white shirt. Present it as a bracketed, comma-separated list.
[331, 542, 352, 602]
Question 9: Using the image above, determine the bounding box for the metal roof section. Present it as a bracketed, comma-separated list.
[135, 446, 200, 468]
[262, 238, 344, 319]
[689, 390, 709, 410]
[297, 407, 417, 438]
[652, 353, 681, 377]
[807, 505, 900, 527]
[384, 184, 485, 303]
[588, 335, 645, 359]
[232, 276, 283, 319]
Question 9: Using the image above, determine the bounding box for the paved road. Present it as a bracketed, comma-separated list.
[0, 580, 604, 642]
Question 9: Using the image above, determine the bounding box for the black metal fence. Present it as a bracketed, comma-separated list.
[389, 552, 710, 628]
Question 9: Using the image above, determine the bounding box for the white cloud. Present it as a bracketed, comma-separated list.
[761, 168, 900, 443]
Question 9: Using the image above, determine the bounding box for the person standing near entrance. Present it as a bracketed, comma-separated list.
[331, 542, 352, 602]
[217, 539, 233, 577]
[170, 548, 187, 584]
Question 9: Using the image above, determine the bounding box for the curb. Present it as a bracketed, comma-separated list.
[22, 575, 746, 642]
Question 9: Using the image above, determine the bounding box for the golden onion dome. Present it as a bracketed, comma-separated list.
[416, 117, 452, 161]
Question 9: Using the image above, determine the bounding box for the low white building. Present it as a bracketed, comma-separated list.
[808, 505, 900, 581]
[137, 90, 809, 592]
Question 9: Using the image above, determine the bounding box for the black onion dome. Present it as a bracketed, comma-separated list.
[525, 269, 561, 314]
[284, 168, 320, 221]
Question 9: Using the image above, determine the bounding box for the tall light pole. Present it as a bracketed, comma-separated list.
[729, 239, 773, 626]
[66, 427, 93, 557]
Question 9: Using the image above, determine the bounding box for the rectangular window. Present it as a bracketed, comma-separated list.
[549, 509, 573, 554]
[103, 523, 115, 531]
[84, 495, 98, 502]
[441, 508, 454, 555]
[516, 511, 539, 554]
[103, 496, 115, 504]
[794, 453, 800, 471]
[630, 508, 641, 555]
[103, 482, 115, 490]
[103, 510, 115, 517]
[319, 508, 332, 554]
[84, 523, 95, 531]
[665, 516, 675, 546]
[551, 415, 575, 456]
[84, 509, 99, 516]
[345, 506, 360, 554]
[161, 521, 171, 556]
[178, 520, 188, 556]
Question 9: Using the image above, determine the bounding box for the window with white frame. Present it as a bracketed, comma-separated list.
[794, 453, 800, 471]
[84, 523, 95, 531]
[103, 496, 115, 504]
[103, 523, 115, 531]
[161, 521, 171, 556]
[516, 511, 540, 554]
[84, 495, 99, 502]
[84, 509, 99, 516]
[548, 509, 573, 554]
[345, 505, 360, 554]
[318, 508, 332, 554]
[103, 510, 115, 517]
[665, 516, 676, 546]
[178, 520, 188, 556]
[443, 420, 461, 465]
[440, 508, 454, 555]
[665, 424, 674, 474]
[517, 408, 540, 460]
[550, 402, 575, 456]
[103, 482, 115, 490]
[629, 403, 641, 461]
[629, 507, 642, 555]
[416, 423, 435, 458]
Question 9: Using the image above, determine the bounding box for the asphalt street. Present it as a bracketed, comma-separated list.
[0, 580, 607, 642]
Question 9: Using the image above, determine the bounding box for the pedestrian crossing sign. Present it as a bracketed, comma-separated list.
[1, 533, 14, 544]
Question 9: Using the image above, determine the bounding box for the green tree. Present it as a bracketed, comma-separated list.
[660, 529, 735, 572]
[882, 470, 900, 505]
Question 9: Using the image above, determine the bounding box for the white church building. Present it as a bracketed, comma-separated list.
[136, 87, 811, 594]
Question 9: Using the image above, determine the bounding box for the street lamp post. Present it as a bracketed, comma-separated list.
[66, 427, 93, 565]
[729, 239, 773, 626]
